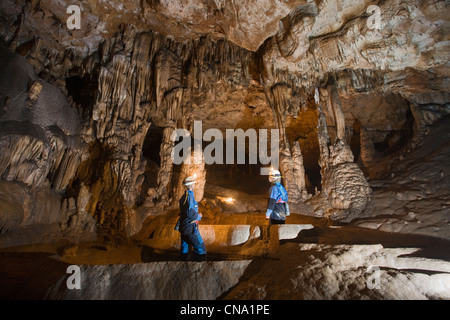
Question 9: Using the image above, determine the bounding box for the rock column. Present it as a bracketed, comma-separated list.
[262, 64, 309, 205]
[316, 79, 372, 221]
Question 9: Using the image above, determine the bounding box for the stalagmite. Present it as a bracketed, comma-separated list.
[326, 77, 346, 142]
[290, 140, 308, 201]
[317, 105, 330, 172]
[315, 79, 372, 220]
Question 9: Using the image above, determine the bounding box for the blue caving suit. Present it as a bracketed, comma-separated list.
[265, 181, 290, 224]
[179, 189, 206, 260]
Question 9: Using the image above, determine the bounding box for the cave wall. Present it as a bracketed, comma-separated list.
[0, 0, 449, 245]
[0, 24, 266, 243]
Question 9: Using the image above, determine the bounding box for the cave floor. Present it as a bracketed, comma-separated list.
[1, 211, 450, 300]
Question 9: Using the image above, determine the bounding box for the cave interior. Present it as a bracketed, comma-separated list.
[0, 0, 449, 301]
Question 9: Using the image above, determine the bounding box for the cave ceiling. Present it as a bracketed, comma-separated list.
[2, 0, 307, 54]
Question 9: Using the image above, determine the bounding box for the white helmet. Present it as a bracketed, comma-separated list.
[183, 174, 197, 187]
[269, 169, 281, 184]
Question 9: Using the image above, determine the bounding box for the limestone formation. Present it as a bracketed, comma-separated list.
[1, 1, 450, 304]
[0, 0, 448, 252]
[321, 161, 372, 220]
[47, 260, 252, 300]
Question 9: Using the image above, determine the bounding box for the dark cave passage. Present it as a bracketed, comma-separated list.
[65, 74, 98, 118]
[138, 123, 164, 205]
[205, 162, 268, 195]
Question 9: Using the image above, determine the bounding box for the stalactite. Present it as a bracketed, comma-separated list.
[317, 105, 330, 172]
[326, 77, 346, 142]
[156, 124, 176, 207]
[290, 140, 308, 200]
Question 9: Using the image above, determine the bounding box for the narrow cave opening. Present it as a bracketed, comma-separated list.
[65, 74, 98, 117]
[373, 107, 415, 155]
[304, 161, 322, 194]
[350, 120, 362, 163]
[138, 123, 164, 205]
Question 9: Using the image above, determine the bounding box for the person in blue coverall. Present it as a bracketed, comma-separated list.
[265, 169, 290, 224]
[178, 174, 207, 261]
